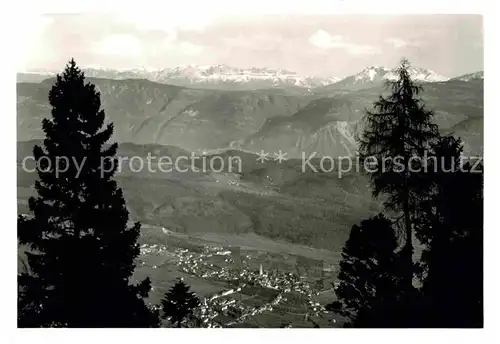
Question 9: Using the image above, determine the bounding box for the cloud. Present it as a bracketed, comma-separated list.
[161, 31, 204, 55]
[386, 37, 427, 50]
[172, 42, 204, 55]
[93, 34, 142, 57]
[116, 13, 215, 33]
[308, 29, 343, 49]
[16, 14, 482, 77]
[386, 37, 409, 49]
[308, 29, 381, 55]
[17, 15, 55, 70]
[221, 33, 288, 52]
[342, 44, 382, 55]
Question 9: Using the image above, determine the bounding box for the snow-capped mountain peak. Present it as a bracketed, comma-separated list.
[333, 65, 450, 89]
[354, 66, 391, 82]
[18, 63, 460, 90]
[452, 71, 484, 81]
[384, 67, 449, 82]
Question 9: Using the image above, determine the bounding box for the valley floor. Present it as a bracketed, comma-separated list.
[134, 223, 344, 328]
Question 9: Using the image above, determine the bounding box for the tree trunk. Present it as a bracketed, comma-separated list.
[403, 193, 413, 290]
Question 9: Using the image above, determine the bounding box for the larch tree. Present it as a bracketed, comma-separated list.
[358, 58, 439, 288]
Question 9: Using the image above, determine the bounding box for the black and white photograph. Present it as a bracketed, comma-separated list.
[7, 1, 493, 335]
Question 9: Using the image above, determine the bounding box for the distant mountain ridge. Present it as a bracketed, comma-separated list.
[325, 66, 450, 91]
[18, 65, 340, 90]
[17, 75, 483, 157]
[451, 71, 484, 81]
[17, 64, 480, 91]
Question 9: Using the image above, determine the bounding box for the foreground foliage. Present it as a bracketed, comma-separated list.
[18, 60, 159, 327]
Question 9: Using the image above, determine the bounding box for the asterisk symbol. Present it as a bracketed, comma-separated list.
[273, 150, 288, 163]
[256, 150, 270, 163]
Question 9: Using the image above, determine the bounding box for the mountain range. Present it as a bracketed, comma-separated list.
[17, 71, 483, 157]
[16, 64, 484, 251]
[18, 65, 339, 90]
[451, 71, 484, 82]
[17, 64, 482, 91]
[327, 66, 450, 91]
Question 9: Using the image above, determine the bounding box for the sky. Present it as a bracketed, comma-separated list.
[17, 13, 483, 78]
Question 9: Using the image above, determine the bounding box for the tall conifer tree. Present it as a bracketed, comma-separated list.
[358, 58, 439, 287]
[327, 214, 408, 327]
[415, 136, 483, 327]
[161, 279, 200, 328]
[18, 59, 158, 327]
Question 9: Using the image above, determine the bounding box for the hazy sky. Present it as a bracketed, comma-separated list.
[18, 13, 483, 78]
